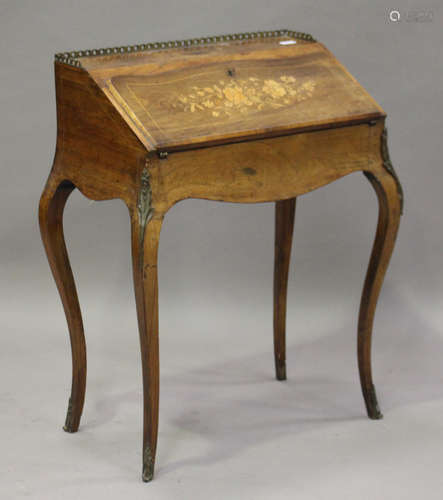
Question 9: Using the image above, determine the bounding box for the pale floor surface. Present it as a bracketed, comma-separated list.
[2, 292, 443, 500]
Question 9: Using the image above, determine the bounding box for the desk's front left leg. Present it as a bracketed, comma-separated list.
[39, 174, 86, 433]
[131, 202, 163, 482]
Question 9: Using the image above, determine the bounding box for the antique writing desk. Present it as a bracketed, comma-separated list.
[39, 30, 403, 482]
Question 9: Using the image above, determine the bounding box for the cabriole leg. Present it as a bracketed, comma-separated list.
[273, 198, 296, 380]
[359, 164, 402, 419]
[39, 174, 87, 433]
[131, 208, 163, 482]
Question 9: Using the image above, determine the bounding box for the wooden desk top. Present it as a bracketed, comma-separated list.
[56, 30, 385, 152]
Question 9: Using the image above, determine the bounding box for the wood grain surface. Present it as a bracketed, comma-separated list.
[80, 36, 385, 151]
[39, 34, 402, 482]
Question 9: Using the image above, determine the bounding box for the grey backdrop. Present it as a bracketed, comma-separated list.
[1, 1, 442, 499]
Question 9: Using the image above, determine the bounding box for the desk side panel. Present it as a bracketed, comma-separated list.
[52, 62, 147, 206]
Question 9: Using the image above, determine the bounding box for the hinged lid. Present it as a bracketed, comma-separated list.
[55, 30, 385, 152]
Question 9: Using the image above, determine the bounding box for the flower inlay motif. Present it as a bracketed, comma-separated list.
[172, 75, 316, 117]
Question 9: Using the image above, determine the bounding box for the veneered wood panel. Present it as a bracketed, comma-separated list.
[79, 36, 384, 151]
[148, 122, 382, 213]
[53, 63, 146, 205]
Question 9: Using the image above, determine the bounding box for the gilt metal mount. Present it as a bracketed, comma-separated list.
[63, 397, 75, 433]
[381, 127, 404, 215]
[137, 158, 154, 246]
[54, 29, 316, 68]
[367, 384, 383, 420]
[142, 445, 154, 482]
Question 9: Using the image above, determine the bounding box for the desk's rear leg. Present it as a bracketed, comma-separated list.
[273, 198, 296, 381]
[39, 173, 86, 433]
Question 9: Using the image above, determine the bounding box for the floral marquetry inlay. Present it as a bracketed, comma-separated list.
[172, 76, 317, 117]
